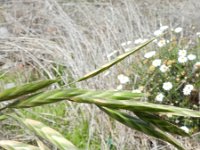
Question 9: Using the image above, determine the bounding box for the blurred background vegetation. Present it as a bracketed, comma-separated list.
[0, 0, 200, 149]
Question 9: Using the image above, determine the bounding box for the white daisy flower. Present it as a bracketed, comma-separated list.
[144, 51, 156, 58]
[152, 59, 162, 67]
[155, 93, 164, 102]
[160, 64, 169, 72]
[160, 25, 169, 32]
[154, 29, 163, 36]
[180, 126, 189, 133]
[163, 82, 173, 91]
[116, 84, 123, 90]
[157, 39, 166, 47]
[174, 27, 183, 33]
[187, 54, 196, 60]
[117, 74, 130, 84]
[178, 56, 188, 63]
[183, 84, 194, 95]
[185, 84, 194, 91]
[178, 50, 187, 56]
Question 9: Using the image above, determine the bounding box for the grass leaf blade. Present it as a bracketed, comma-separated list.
[0, 79, 58, 102]
[10, 88, 200, 118]
[78, 38, 154, 81]
[134, 112, 190, 136]
[100, 107, 185, 150]
[12, 116, 78, 150]
[0, 140, 40, 150]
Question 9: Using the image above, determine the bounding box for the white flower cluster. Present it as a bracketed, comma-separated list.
[153, 26, 169, 47]
[178, 49, 196, 63]
[183, 84, 194, 95]
[178, 49, 187, 63]
[152, 59, 169, 73]
[152, 38, 169, 48]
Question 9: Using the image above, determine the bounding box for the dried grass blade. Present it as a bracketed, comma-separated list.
[12, 116, 78, 150]
[0, 140, 40, 150]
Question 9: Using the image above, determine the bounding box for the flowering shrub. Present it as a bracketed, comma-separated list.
[138, 27, 200, 132]
[117, 26, 200, 133]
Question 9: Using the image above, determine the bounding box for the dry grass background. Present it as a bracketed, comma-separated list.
[0, 0, 200, 149]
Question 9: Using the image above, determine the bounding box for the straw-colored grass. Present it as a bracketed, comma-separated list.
[0, 0, 200, 150]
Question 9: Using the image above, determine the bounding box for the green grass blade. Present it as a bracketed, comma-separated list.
[10, 88, 200, 117]
[0, 79, 58, 102]
[100, 107, 185, 150]
[9, 89, 143, 108]
[93, 90, 144, 100]
[0, 140, 40, 150]
[78, 38, 155, 81]
[134, 112, 190, 136]
[12, 116, 78, 150]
